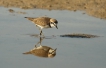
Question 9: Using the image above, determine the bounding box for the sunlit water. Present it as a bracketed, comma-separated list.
[0, 7, 106, 68]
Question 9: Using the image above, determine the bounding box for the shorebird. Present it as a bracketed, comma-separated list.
[23, 37, 57, 58]
[23, 46, 57, 58]
[24, 17, 58, 36]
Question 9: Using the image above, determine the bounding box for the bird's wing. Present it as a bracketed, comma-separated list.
[33, 17, 51, 26]
[31, 49, 49, 57]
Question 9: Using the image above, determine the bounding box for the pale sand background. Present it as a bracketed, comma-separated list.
[0, 0, 106, 19]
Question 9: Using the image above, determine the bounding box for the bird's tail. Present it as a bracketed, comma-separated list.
[24, 17, 34, 21]
[23, 51, 31, 54]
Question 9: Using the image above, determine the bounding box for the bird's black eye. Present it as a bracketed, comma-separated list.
[55, 21, 58, 24]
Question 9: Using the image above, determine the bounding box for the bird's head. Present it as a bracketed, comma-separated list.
[50, 19, 58, 29]
[48, 48, 57, 58]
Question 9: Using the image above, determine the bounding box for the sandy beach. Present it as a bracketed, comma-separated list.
[0, 0, 106, 19]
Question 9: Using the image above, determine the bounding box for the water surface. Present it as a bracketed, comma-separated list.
[0, 7, 106, 68]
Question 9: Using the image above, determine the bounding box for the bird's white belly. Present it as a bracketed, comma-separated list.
[36, 24, 50, 29]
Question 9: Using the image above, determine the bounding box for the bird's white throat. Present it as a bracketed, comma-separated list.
[50, 24, 55, 28]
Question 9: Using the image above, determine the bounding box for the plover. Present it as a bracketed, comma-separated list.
[23, 37, 57, 58]
[24, 17, 58, 36]
[23, 45, 57, 58]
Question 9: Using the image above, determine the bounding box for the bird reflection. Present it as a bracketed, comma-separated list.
[23, 37, 57, 58]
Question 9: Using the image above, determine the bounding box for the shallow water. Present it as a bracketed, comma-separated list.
[0, 7, 106, 68]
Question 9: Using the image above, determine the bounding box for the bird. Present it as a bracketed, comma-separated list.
[23, 45, 57, 58]
[23, 37, 57, 58]
[24, 16, 58, 36]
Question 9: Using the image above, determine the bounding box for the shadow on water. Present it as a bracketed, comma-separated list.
[23, 37, 57, 58]
[26, 33, 57, 39]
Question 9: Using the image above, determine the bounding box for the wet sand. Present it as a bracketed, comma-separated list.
[0, 0, 106, 19]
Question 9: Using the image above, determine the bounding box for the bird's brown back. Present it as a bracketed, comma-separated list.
[23, 46, 51, 57]
[33, 17, 51, 26]
[25, 17, 51, 26]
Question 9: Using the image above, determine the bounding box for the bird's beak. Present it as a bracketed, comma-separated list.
[55, 25, 58, 29]
[54, 48, 57, 51]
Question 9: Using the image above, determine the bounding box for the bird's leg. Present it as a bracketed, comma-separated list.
[36, 27, 43, 37]
[35, 41, 40, 47]
[35, 34, 41, 47]
[37, 27, 43, 37]
[35, 37, 44, 47]
[40, 30, 42, 36]
[39, 37, 44, 47]
[40, 30, 44, 37]
[35, 39, 41, 47]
